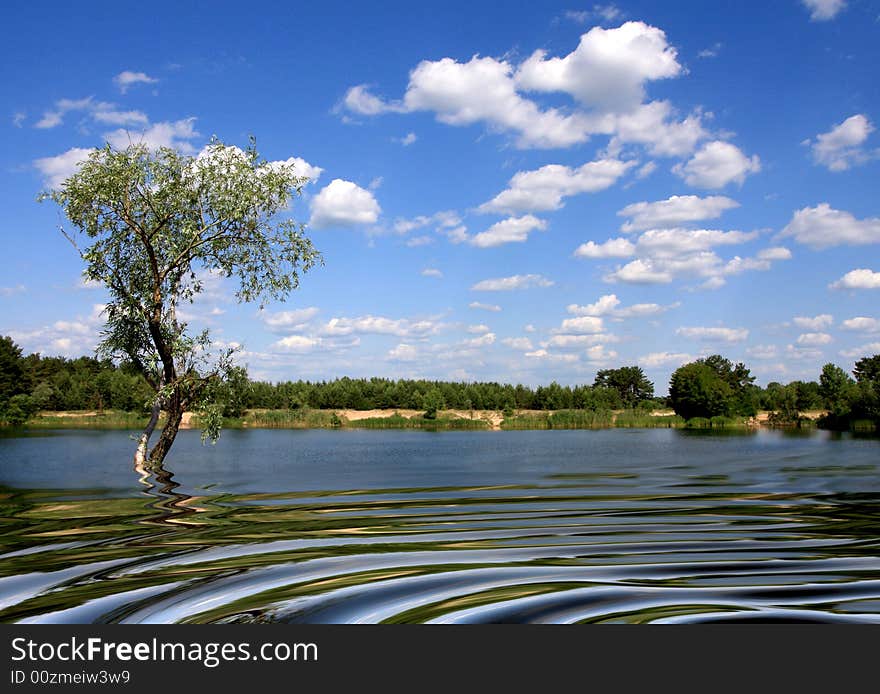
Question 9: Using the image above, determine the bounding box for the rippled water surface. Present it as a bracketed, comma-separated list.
[1, 428, 879, 623]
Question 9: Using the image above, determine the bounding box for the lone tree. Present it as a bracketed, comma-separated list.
[668, 355, 756, 420]
[41, 140, 320, 467]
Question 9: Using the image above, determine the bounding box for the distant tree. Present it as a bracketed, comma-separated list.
[694, 354, 758, 416]
[0, 336, 28, 412]
[819, 364, 854, 416]
[41, 140, 320, 466]
[668, 361, 734, 420]
[853, 355, 880, 384]
[422, 388, 445, 419]
[593, 366, 654, 408]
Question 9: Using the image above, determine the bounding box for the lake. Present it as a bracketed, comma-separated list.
[1, 427, 879, 623]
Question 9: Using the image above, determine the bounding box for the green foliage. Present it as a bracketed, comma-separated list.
[669, 362, 734, 420]
[422, 387, 445, 420]
[39, 139, 320, 462]
[593, 366, 654, 408]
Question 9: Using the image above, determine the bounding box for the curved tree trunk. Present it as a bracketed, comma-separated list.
[148, 390, 185, 467]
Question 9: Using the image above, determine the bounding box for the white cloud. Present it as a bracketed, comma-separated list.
[525, 349, 579, 363]
[584, 344, 618, 362]
[272, 335, 321, 352]
[797, 332, 833, 346]
[618, 195, 739, 232]
[12, 112, 26, 128]
[545, 333, 617, 349]
[516, 21, 682, 112]
[809, 114, 875, 171]
[266, 156, 323, 184]
[524, 324, 536, 333]
[319, 315, 441, 338]
[698, 43, 723, 59]
[399, 132, 417, 146]
[469, 301, 502, 312]
[635, 228, 757, 256]
[33, 147, 94, 189]
[393, 210, 461, 234]
[343, 23, 705, 153]
[309, 179, 381, 229]
[747, 344, 780, 360]
[557, 316, 605, 334]
[7, 304, 106, 357]
[841, 317, 880, 333]
[464, 332, 496, 347]
[793, 314, 833, 330]
[470, 215, 547, 248]
[478, 158, 635, 214]
[113, 70, 159, 93]
[757, 246, 792, 261]
[830, 268, 880, 290]
[801, 0, 846, 21]
[34, 97, 94, 129]
[0, 284, 26, 297]
[567, 294, 621, 316]
[471, 274, 553, 291]
[573, 237, 636, 258]
[421, 268, 443, 278]
[387, 343, 419, 361]
[467, 324, 490, 334]
[261, 307, 320, 333]
[636, 161, 656, 179]
[502, 337, 533, 350]
[779, 204, 880, 248]
[406, 235, 434, 247]
[638, 351, 692, 368]
[403, 55, 593, 148]
[91, 108, 149, 126]
[104, 117, 200, 152]
[676, 326, 749, 342]
[673, 140, 760, 189]
[604, 258, 673, 284]
[840, 342, 880, 359]
[343, 84, 406, 115]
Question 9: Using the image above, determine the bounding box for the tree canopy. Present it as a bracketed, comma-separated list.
[40, 139, 320, 465]
[593, 366, 654, 408]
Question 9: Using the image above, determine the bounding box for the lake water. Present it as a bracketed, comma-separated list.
[1, 428, 879, 623]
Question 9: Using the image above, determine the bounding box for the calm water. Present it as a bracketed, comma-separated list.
[1, 428, 879, 624]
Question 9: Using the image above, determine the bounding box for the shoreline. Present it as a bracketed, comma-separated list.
[9, 408, 829, 432]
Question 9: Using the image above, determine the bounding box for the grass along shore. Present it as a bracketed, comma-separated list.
[11, 407, 826, 431]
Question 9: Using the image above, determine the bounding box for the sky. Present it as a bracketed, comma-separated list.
[1, 0, 879, 392]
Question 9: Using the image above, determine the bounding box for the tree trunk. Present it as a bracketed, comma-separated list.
[147, 390, 185, 467]
[134, 374, 164, 468]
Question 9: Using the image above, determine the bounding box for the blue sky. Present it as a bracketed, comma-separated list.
[2, 0, 879, 391]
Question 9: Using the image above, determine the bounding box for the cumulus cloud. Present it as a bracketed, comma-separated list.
[34, 147, 94, 189]
[103, 117, 200, 152]
[393, 210, 461, 234]
[557, 316, 605, 334]
[469, 301, 502, 312]
[544, 333, 618, 350]
[516, 21, 682, 112]
[261, 307, 321, 333]
[341, 22, 706, 154]
[676, 326, 749, 342]
[309, 179, 381, 229]
[421, 268, 443, 278]
[267, 156, 323, 183]
[638, 351, 692, 368]
[470, 215, 547, 248]
[841, 317, 880, 333]
[830, 268, 880, 290]
[617, 194, 739, 232]
[779, 204, 880, 248]
[113, 70, 158, 93]
[467, 324, 490, 334]
[801, 0, 846, 21]
[673, 140, 761, 188]
[525, 349, 579, 363]
[566, 294, 678, 319]
[797, 332, 833, 346]
[757, 247, 792, 261]
[809, 114, 875, 171]
[840, 342, 880, 359]
[471, 274, 554, 291]
[7, 304, 106, 357]
[502, 337, 534, 350]
[478, 158, 635, 214]
[319, 315, 441, 338]
[573, 238, 635, 258]
[793, 314, 833, 330]
[272, 335, 321, 352]
[387, 343, 419, 361]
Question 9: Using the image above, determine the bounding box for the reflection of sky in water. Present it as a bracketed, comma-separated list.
[0, 428, 878, 497]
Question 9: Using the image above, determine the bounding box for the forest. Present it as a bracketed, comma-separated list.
[0, 335, 877, 431]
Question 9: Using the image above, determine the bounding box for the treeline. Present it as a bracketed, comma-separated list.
[1, 335, 878, 431]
